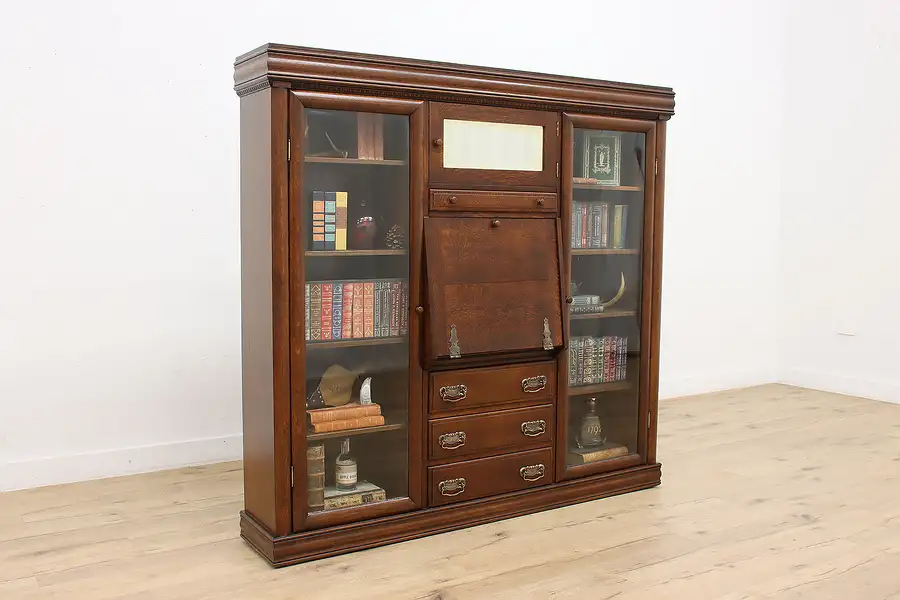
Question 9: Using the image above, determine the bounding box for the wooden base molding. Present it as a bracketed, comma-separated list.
[241, 463, 661, 566]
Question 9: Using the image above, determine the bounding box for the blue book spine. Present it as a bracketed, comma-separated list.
[331, 283, 343, 339]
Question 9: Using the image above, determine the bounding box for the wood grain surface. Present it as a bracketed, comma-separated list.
[3, 384, 900, 599]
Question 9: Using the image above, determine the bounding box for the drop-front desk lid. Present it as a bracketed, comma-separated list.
[424, 216, 564, 361]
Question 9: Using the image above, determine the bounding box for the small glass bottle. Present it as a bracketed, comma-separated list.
[335, 438, 358, 491]
[576, 397, 606, 449]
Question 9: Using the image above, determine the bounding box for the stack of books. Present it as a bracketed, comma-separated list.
[311, 191, 348, 251]
[308, 402, 385, 434]
[306, 279, 409, 342]
[571, 201, 628, 249]
[568, 336, 628, 386]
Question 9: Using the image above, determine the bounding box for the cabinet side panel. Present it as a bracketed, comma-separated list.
[240, 88, 291, 535]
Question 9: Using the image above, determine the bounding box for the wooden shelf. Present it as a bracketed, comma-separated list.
[307, 421, 405, 442]
[569, 381, 632, 394]
[573, 183, 643, 191]
[305, 250, 407, 257]
[572, 248, 639, 256]
[569, 309, 636, 321]
[307, 337, 406, 350]
[305, 157, 407, 166]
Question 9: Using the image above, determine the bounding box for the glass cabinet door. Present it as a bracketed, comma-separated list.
[291, 93, 423, 527]
[560, 115, 656, 478]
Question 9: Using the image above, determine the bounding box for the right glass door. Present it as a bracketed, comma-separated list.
[560, 114, 657, 479]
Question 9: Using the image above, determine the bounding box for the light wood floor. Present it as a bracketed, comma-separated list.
[2, 384, 900, 599]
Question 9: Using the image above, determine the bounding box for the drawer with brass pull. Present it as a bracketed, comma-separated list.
[430, 361, 556, 415]
[428, 404, 554, 461]
[430, 189, 558, 214]
[428, 448, 553, 507]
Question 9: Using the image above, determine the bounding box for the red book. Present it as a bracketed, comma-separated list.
[363, 282, 375, 338]
[342, 283, 354, 339]
[321, 283, 333, 340]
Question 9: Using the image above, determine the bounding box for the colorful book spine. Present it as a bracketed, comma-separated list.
[312, 191, 325, 250]
[583, 337, 596, 384]
[612, 204, 627, 249]
[363, 282, 375, 337]
[352, 282, 365, 338]
[399, 281, 409, 336]
[335, 192, 348, 251]
[575, 337, 585, 385]
[341, 283, 354, 339]
[324, 192, 337, 250]
[331, 283, 343, 340]
[307, 444, 325, 513]
[373, 281, 382, 338]
[579, 203, 589, 248]
[382, 281, 392, 338]
[572, 201, 581, 249]
[601, 203, 610, 248]
[569, 340, 578, 385]
[390, 281, 401, 337]
[320, 283, 333, 340]
[309, 283, 322, 341]
[305, 283, 310, 341]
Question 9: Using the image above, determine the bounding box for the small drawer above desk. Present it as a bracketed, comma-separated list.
[430, 190, 558, 214]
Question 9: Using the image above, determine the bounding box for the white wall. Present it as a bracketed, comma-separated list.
[0, 0, 786, 491]
[780, 0, 900, 403]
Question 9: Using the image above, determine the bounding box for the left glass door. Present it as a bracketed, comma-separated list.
[289, 92, 424, 530]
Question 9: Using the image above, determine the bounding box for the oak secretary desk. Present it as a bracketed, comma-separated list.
[235, 43, 674, 566]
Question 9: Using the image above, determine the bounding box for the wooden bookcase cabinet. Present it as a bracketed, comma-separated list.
[235, 43, 674, 567]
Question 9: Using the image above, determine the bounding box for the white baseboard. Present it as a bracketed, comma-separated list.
[779, 369, 900, 405]
[0, 434, 243, 493]
[659, 369, 778, 400]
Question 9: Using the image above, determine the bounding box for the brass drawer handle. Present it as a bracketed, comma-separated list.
[521, 375, 547, 393]
[521, 420, 547, 437]
[438, 477, 466, 497]
[439, 384, 468, 403]
[438, 431, 467, 450]
[519, 464, 546, 482]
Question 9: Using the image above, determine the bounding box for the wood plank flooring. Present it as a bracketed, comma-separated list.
[2, 384, 899, 599]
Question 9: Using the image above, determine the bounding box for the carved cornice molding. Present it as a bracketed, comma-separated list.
[234, 44, 675, 119]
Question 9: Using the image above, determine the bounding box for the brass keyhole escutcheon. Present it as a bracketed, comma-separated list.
[537, 198, 545, 206]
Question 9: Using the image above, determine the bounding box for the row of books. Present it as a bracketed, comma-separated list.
[307, 402, 385, 434]
[572, 201, 628, 249]
[311, 190, 348, 251]
[305, 279, 409, 341]
[568, 336, 628, 386]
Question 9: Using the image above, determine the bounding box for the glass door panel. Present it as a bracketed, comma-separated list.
[301, 107, 411, 517]
[565, 126, 647, 472]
